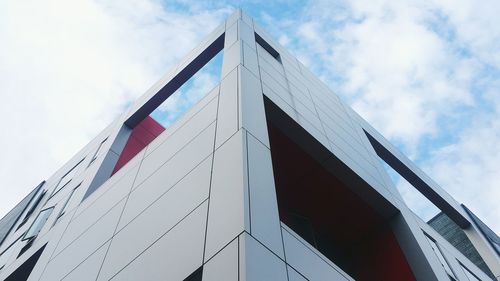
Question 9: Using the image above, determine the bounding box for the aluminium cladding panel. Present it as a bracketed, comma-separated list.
[205, 130, 250, 261]
[239, 233, 288, 281]
[239, 65, 269, 147]
[59, 241, 108, 281]
[215, 67, 239, 148]
[202, 237, 239, 281]
[246, 133, 283, 258]
[38, 199, 126, 281]
[144, 87, 219, 155]
[97, 157, 211, 280]
[117, 154, 212, 231]
[133, 119, 216, 187]
[221, 40, 242, 80]
[288, 266, 308, 281]
[102, 202, 208, 281]
[54, 157, 142, 255]
[242, 41, 259, 77]
[281, 226, 354, 281]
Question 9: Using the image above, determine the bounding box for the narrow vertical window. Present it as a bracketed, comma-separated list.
[54, 184, 79, 225]
[88, 138, 107, 167]
[51, 158, 85, 197]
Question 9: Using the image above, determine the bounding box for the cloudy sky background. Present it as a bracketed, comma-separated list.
[0, 0, 499, 232]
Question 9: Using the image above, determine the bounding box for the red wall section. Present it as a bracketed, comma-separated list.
[354, 226, 417, 281]
[112, 116, 165, 175]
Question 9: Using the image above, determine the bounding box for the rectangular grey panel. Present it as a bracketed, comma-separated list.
[215, 68, 238, 148]
[104, 202, 207, 281]
[239, 233, 287, 281]
[40, 200, 125, 281]
[99, 173, 210, 281]
[202, 238, 239, 281]
[61, 241, 109, 281]
[221, 41, 242, 79]
[56, 164, 139, 254]
[239, 66, 269, 147]
[145, 90, 218, 155]
[135, 121, 216, 187]
[246, 133, 283, 258]
[118, 155, 212, 230]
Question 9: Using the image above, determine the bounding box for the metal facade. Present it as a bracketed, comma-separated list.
[0, 9, 498, 281]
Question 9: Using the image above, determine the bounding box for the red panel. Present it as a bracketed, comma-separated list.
[111, 117, 165, 175]
[140, 116, 166, 136]
[354, 226, 416, 281]
[111, 137, 143, 175]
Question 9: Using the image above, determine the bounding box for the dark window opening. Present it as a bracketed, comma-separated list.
[265, 99, 416, 281]
[5, 244, 46, 281]
[82, 33, 225, 201]
[255, 32, 281, 62]
[184, 266, 203, 281]
[365, 132, 495, 279]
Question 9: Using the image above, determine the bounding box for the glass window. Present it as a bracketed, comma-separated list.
[22, 207, 54, 241]
[425, 234, 456, 278]
[54, 184, 79, 224]
[88, 138, 107, 167]
[51, 158, 85, 197]
[17, 189, 46, 230]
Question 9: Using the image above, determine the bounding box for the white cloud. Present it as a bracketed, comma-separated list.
[0, 0, 230, 218]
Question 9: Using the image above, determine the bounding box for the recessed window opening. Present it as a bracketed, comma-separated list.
[365, 132, 493, 276]
[365, 132, 495, 279]
[383, 162, 440, 221]
[255, 32, 281, 62]
[111, 47, 224, 176]
[22, 207, 53, 242]
[265, 99, 416, 281]
[82, 33, 224, 201]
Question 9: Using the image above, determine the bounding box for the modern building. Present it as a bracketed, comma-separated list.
[0, 9, 499, 281]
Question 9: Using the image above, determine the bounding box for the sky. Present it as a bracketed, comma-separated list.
[0, 0, 499, 233]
